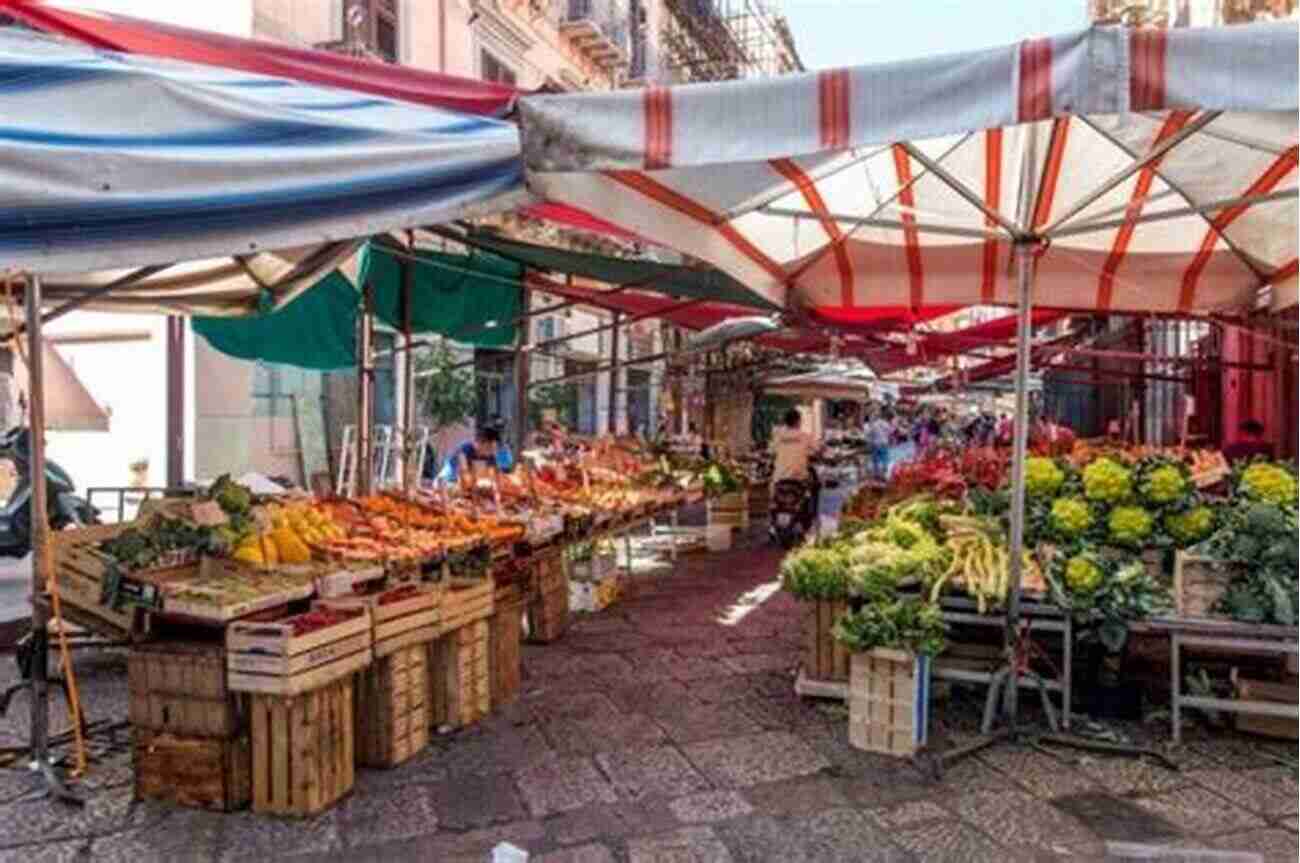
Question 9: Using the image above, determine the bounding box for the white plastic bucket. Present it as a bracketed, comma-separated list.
[706, 523, 732, 552]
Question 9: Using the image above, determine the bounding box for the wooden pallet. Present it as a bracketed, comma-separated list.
[802, 599, 852, 683]
[133, 728, 251, 812]
[438, 578, 494, 636]
[249, 677, 355, 816]
[355, 642, 430, 767]
[489, 587, 524, 708]
[128, 640, 243, 738]
[428, 619, 490, 729]
[848, 649, 930, 757]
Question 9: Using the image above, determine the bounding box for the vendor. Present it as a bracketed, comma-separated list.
[438, 425, 503, 488]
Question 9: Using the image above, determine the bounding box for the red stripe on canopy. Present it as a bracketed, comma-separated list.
[0, 2, 517, 116]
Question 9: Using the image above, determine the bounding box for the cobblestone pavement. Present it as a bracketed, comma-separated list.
[0, 531, 1296, 862]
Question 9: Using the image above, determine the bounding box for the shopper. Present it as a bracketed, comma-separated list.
[772, 407, 821, 513]
[866, 410, 893, 480]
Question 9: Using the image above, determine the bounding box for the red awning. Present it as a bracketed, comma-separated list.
[0, 1, 518, 116]
[865, 310, 1071, 375]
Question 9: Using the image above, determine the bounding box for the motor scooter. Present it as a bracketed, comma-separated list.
[769, 471, 819, 550]
[0, 426, 97, 557]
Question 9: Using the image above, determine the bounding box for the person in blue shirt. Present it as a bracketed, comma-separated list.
[438, 425, 503, 487]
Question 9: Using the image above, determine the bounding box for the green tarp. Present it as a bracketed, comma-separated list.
[194, 243, 522, 369]
[368, 244, 521, 348]
[452, 231, 780, 312]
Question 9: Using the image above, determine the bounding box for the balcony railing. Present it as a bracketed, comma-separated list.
[554, 0, 630, 68]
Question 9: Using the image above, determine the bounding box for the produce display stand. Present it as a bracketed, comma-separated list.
[1143, 617, 1300, 743]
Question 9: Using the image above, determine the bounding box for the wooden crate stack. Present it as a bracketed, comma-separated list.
[707, 491, 749, 529]
[319, 585, 441, 767]
[801, 600, 852, 683]
[527, 550, 569, 643]
[490, 583, 525, 708]
[848, 648, 931, 757]
[128, 640, 250, 811]
[227, 608, 373, 815]
[428, 579, 494, 729]
[50, 523, 142, 639]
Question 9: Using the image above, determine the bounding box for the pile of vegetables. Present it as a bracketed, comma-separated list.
[698, 460, 743, 498]
[1047, 554, 1172, 651]
[833, 597, 946, 657]
[99, 516, 220, 571]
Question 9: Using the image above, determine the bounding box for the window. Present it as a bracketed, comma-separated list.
[346, 0, 400, 62]
[480, 50, 518, 86]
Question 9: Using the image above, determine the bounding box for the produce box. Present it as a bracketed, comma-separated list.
[128, 640, 243, 738]
[159, 557, 317, 626]
[527, 550, 568, 643]
[318, 583, 442, 658]
[50, 523, 144, 637]
[226, 607, 373, 695]
[355, 642, 429, 768]
[249, 677, 355, 816]
[438, 578, 494, 636]
[1174, 551, 1244, 619]
[707, 491, 749, 528]
[801, 599, 852, 684]
[848, 648, 931, 757]
[315, 565, 385, 599]
[428, 619, 490, 729]
[133, 728, 251, 812]
[1234, 675, 1299, 740]
[489, 585, 525, 707]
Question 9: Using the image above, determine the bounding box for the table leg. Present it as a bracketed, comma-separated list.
[670, 509, 679, 563]
[1171, 632, 1181, 744]
[1063, 615, 1072, 731]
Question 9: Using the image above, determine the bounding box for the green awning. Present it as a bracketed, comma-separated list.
[368, 244, 521, 348]
[194, 242, 523, 369]
[452, 232, 779, 312]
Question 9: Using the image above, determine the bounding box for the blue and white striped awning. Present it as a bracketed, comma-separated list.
[0, 27, 527, 305]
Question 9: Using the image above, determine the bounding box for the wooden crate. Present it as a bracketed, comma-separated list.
[355, 642, 430, 767]
[489, 586, 525, 708]
[133, 728, 251, 812]
[801, 599, 852, 684]
[227, 608, 372, 695]
[438, 578, 494, 635]
[128, 640, 242, 738]
[249, 676, 355, 816]
[707, 492, 749, 528]
[527, 551, 568, 643]
[319, 584, 443, 658]
[428, 619, 490, 729]
[1174, 551, 1243, 619]
[1234, 676, 1299, 740]
[848, 648, 931, 757]
[50, 522, 141, 637]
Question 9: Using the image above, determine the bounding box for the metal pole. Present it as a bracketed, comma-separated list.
[26, 275, 49, 769]
[356, 282, 374, 496]
[514, 280, 531, 455]
[165, 316, 185, 488]
[1004, 242, 1036, 728]
[400, 260, 415, 491]
[608, 312, 622, 435]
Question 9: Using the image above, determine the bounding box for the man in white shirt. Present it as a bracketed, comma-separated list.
[771, 408, 818, 483]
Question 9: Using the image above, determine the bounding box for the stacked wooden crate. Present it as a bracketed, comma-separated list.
[801, 599, 852, 683]
[51, 523, 145, 638]
[848, 648, 931, 757]
[527, 550, 569, 643]
[490, 583, 525, 708]
[707, 491, 749, 530]
[319, 585, 441, 767]
[428, 579, 494, 729]
[128, 640, 250, 811]
[227, 608, 373, 814]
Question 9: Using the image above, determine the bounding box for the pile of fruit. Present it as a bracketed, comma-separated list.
[285, 606, 362, 637]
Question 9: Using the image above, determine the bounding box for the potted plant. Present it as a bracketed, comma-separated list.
[833, 597, 946, 756]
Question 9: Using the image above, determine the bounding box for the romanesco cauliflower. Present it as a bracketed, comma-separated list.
[1049, 497, 1093, 538]
[1025, 457, 1066, 498]
[1083, 458, 1133, 504]
[1108, 505, 1154, 546]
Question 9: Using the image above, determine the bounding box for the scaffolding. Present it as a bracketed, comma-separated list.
[659, 0, 803, 84]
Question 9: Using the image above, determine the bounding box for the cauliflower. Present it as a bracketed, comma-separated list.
[1049, 497, 1094, 538]
[1064, 554, 1104, 593]
[1083, 458, 1133, 504]
[1108, 505, 1154, 546]
[1025, 457, 1066, 499]
[1141, 464, 1187, 505]
[1240, 462, 1298, 508]
[1164, 506, 1215, 546]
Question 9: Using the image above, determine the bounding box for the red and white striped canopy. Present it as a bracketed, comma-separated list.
[519, 24, 1299, 318]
